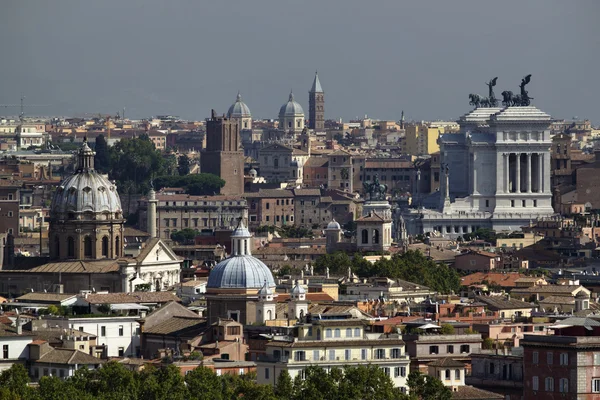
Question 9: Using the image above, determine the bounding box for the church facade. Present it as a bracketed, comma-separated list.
[0, 140, 182, 294]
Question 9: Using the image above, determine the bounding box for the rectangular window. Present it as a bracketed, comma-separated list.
[2, 345, 8, 359]
[376, 349, 386, 359]
[560, 353, 569, 365]
[522, 200, 526, 207]
[430, 345, 439, 355]
[394, 367, 401, 378]
[361, 349, 367, 360]
[329, 350, 336, 361]
[391, 348, 401, 359]
[118, 347, 124, 357]
[313, 350, 320, 361]
[294, 351, 306, 361]
[265, 368, 270, 380]
[447, 345, 454, 354]
[532, 376, 539, 391]
[547, 352, 553, 365]
[382, 367, 390, 377]
[533, 199, 537, 207]
[593, 378, 600, 393]
[119, 325, 124, 336]
[485, 200, 489, 207]
[101, 326, 106, 336]
[545, 377, 554, 391]
[511, 200, 515, 207]
[533, 351, 539, 364]
[460, 345, 470, 354]
[345, 349, 351, 361]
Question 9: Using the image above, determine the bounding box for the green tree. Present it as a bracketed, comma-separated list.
[185, 367, 225, 400]
[178, 154, 191, 176]
[153, 174, 225, 196]
[170, 228, 199, 244]
[0, 364, 33, 399]
[482, 337, 495, 350]
[274, 370, 293, 400]
[440, 324, 455, 335]
[337, 365, 405, 400]
[94, 134, 111, 173]
[109, 136, 165, 195]
[138, 364, 188, 400]
[407, 371, 452, 400]
[314, 252, 351, 275]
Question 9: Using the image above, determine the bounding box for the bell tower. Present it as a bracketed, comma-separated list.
[308, 71, 324, 132]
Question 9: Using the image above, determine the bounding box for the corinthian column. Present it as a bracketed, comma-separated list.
[526, 153, 532, 193]
[515, 153, 521, 193]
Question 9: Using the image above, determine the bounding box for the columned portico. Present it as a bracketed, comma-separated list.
[410, 105, 555, 239]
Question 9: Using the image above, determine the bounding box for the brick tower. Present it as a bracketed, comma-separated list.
[308, 71, 324, 131]
[201, 110, 244, 195]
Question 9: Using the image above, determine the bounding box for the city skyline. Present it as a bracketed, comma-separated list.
[1, 0, 599, 123]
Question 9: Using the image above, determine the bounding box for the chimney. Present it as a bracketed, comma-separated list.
[16, 315, 22, 335]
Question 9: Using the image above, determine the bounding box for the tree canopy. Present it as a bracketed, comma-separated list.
[93, 134, 110, 174]
[314, 250, 461, 294]
[178, 154, 191, 176]
[0, 362, 454, 400]
[171, 228, 200, 244]
[109, 135, 165, 194]
[153, 174, 225, 196]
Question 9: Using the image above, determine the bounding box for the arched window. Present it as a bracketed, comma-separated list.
[346, 328, 352, 337]
[84, 236, 92, 258]
[288, 121, 292, 128]
[102, 236, 109, 257]
[445, 369, 450, 380]
[326, 329, 332, 338]
[297, 120, 301, 128]
[361, 229, 369, 244]
[274, 158, 279, 168]
[67, 237, 75, 258]
[373, 229, 380, 244]
[334, 328, 341, 338]
[266, 310, 272, 320]
[115, 236, 120, 257]
[54, 235, 60, 258]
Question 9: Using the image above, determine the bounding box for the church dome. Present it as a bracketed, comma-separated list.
[326, 219, 341, 230]
[207, 256, 275, 289]
[207, 221, 275, 289]
[227, 92, 251, 118]
[279, 91, 304, 117]
[50, 140, 122, 220]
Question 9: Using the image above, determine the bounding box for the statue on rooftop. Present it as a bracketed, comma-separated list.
[363, 174, 388, 201]
[486, 77, 498, 107]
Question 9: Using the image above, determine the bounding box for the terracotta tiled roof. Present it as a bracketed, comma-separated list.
[275, 293, 334, 303]
[452, 386, 504, 400]
[16, 293, 77, 302]
[428, 358, 465, 368]
[143, 316, 205, 335]
[124, 227, 151, 237]
[5, 260, 121, 274]
[476, 296, 534, 311]
[37, 348, 104, 365]
[460, 273, 525, 288]
[179, 279, 207, 287]
[244, 189, 294, 198]
[84, 292, 180, 305]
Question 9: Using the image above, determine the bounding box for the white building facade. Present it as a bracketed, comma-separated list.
[257, 319, 410, 391]
[408, 106, 554, 238]
[43, 316, 140, 358]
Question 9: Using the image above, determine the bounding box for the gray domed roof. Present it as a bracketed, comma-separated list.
[279, 91, 304, 117]
[291, 281, 306, 295]
[326, 219, 341, 230]
[227, 92, 251, 118]
[207, 255, 275, 289]
[50, 140, 122, 218]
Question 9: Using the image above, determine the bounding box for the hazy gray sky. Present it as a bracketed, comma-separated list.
[1, 0, 599, 123]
